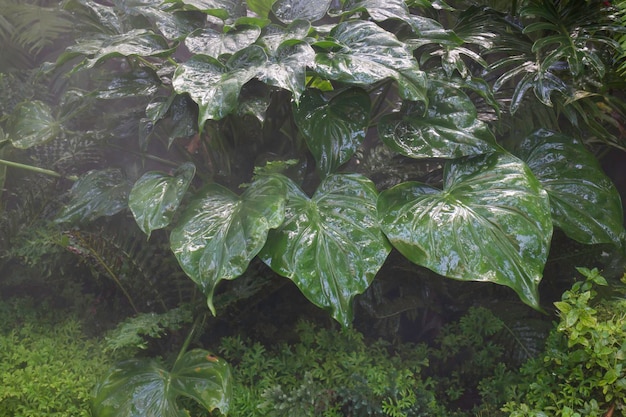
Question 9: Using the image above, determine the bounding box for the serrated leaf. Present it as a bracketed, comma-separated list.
[56, 169, 131, 224]
[294, 88, 370, 176]
[129, 162, 196, 237]
[517, 129, 624, 245]
[260, 174, 391, 327]
[377, 152, 553, 309]
[5, 101, 61, 149]
[379, 85, 497, 159]
[170, 175, 286, 313]
[271, 0, 331, 23]
[92, 349, 231, 417]
[313, 20, 428, 102]
[185, 25, 261, 58]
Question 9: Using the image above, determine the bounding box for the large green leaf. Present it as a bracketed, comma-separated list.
[294, 88, 371, 176]
[333, 0, 410, 22]
[56, 169, 131, 224]
[185, 25, 261, 58]
[129, 162, 196, 237]
[379, 85, 497, 159]
[377, 152, 553, 309]
[170, 175, 286, 313]
[256, 41, 315, 101]
[5, 101, 61, 149]
[259, 19, 310, 54]
[260, 174, 391, 327]
[313, 20, 428, 102]
[516, 129, 624, 245]
[247, 0, 276, 18]
[95, 68, 161, 99]
[176, 0, 245, 20]
[271, 0, 331, 23]
[92, 349, 231, 417]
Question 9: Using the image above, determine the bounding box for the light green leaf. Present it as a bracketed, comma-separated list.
[379, 85, 497, 159]
[129, 162, 196, 237]
[247, 0, 277, 18]
[185, 25, 261, 58]
[271, 0, 331, 23]
[56, 169, 131, 224]
[260, 174, 391, 327]
[517, 129, 624, 245]
[313, 20, 428, 102]
[170, 175, 286, 313]
[294, 88, 370, 176]
[5, 101, 61, 149]
[92, 349, 231, 417]
[378, 152, 553, 309]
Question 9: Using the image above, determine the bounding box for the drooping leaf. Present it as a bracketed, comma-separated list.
[379, 85, 497, 159]
[378, 152, 553, 309]
[313, 20, 428, 103]
[5, 101, 61, 149]
[294, 88, 370, 176]
[129, 162, 196, 237]
[516, 129, 624, 246]
[260, 174, 391, 327]
[271, 0, 331, 23]
[92, 349, 231, 417]
[170, 175, 286, 313]
[185, 25, 261, 58]
[56, 169, 131, 224]
[95, 68, 161, 99]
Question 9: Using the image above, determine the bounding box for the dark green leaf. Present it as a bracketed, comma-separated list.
[257, 42, 315, 101]
[95, 68, 161, 99]
[185, 25, 261, 58]
[333, 0, 410, 22]
[170, 175, 286, 313]
[294, 88, 370, 176]
[5, 101, 60, 149]
[378, 152, 552, 309]
[260, 174, 391, 326]
[517, 129, 624, 245]
[271, 0, 331, 23]
[92, 349, 231, 417]
[379, 85, 497, 159]
[56, 169, 131, 224]
[129, 162, 196, 237]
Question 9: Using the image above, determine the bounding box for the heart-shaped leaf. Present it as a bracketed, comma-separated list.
[259, 20, 310, 54]
[185, 25, 261, 58]
[271, 0, 331, 23]
[129, 162, 196, 237]
[379, 85, 497, 159]
[260, 174, 391, 327]
[256, 41, 315, 101]
[92, 349, 231, 417]
[177, 0, 245, 20]
[170, 175, 286, 313]
[5, 101, 61, 149]
[517, 129, 624, 245]
[333, 0, 410, 23]
[294, 88, 371, 176]
[247, 0, 277, 18]
[313, 20, 428, 103]
[55, 169, 131, 224]
[378, 152, 552, 309]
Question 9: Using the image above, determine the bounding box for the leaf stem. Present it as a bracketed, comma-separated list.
[0, 158, 78, 181]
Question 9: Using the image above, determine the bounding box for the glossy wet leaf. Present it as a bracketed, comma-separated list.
[333, 0, 410, 22]
[259, 20, 310, 54]
[56, 169, 131, 224]
[92, 349, 231, 417]
[256, 41, 315, 101]
[378, 152, 552, 309]
[379, 85, 497, 159]
[313, 20, 427, 103]
[129, 162, 196, 237]
[185, 25, 261, 58]
[177, 0, 245, 20]
[5, 101, 60, 149]
[260, 174, 391, 327]
[247, 0, 276, 18]
[517, 129, 624, 245]
[170, 175, 286, 313]
[294, 88, 370, 176]
[271, 0, 331, 23]
[95, 68, 161, 99]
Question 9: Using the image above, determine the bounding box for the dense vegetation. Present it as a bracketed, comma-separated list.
[1, 0, 626, 415]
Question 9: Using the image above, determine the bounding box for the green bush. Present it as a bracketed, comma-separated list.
[0, 298, 111, 417]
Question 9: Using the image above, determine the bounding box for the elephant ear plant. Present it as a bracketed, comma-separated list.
[2, 0, 625, 415]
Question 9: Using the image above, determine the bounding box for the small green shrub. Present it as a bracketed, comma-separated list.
[0, 298, 111, 417]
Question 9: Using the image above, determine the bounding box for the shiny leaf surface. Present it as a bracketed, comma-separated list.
[95, 68, 161, 99]
[256, 41, 315, 101]
[129, 162, 196, 237]
[294, 88, 370, 176]
[378, 152, 552, 309]
[313, 20, 428, 102]
[333, 0, 410, 22]
[379, 85, 497, 159]
[260, 174, 391, 327]
[92, 349, 231, 417]
[259, 20, 310, 54]
[185, 25, 261, 58]
[271, 0, 331, 23]
[56, 169, 131, 224]
[170, 175, 286, 313]
[247, 0, 276, 18]
[5, 101, 60, 149]
[517, 129, 624, 245]
[177, 0, 245, 20]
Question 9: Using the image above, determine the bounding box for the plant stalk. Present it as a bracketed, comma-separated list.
[0, 158, 78, 181]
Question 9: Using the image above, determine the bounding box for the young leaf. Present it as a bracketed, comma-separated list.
[129, 162, 196, 237]
[5, 101, 61, 149]
[294, 88, 371, 176]
[170, 175, 286, 314]
[516, 129, 624, 246]
[92, 349, 231, 417]
[260, 173, 391, 327]
[378, 152, 553, 309]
